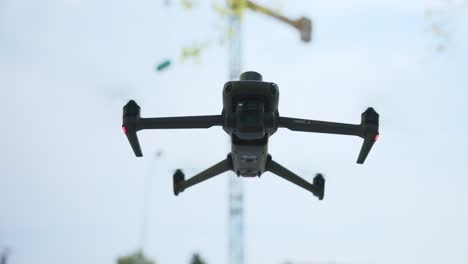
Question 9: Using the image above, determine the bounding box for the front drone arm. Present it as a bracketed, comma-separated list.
[278, 108, 380, 164]
[122, 100, 222, 157]
[136, 116, 223, 130]
[278, 117, 362, 136]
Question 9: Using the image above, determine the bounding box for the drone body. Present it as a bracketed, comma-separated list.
[122, 71, 379, 200]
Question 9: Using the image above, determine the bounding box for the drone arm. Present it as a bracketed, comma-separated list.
[265, 156, 324, 200]
[136, 115, 223, 130]
[278, 108, 379, 164]
[174, 155, 233, 195]
[122, 100, 223, 157]
[278, 116, 362, 136]
[123, 115, 223, 157]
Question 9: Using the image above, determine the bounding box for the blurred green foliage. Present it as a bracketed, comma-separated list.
[117, 251, 155, 264]
[190, 253, 207, 264]
[180, 0, 196, 10]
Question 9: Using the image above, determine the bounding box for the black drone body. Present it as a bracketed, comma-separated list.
[122, 71, 379, 200]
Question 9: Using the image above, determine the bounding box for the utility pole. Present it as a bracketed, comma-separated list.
[226, 2, 312, 264]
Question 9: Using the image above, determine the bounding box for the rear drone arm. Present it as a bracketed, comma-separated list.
[278, 108, 380, 164]
[266, 155, 325, 200]
[122, 100, 222, 157]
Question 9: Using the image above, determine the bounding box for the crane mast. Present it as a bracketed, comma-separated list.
[228, 9, 244, 264]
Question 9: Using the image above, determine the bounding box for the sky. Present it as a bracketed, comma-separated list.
[1, 0, 468, 264]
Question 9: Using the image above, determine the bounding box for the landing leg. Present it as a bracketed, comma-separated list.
[265, 155, 325, 200]
[173, 155, 233, 196]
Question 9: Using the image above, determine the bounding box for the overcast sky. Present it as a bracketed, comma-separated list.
[1, 0, 468, 264]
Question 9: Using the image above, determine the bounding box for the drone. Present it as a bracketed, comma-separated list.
[122, 71, 379, 200]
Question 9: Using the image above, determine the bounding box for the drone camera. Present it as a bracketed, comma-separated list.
[235, 101, 265, 140]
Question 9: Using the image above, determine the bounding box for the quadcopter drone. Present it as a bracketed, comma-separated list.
[122, 71, 379, 200]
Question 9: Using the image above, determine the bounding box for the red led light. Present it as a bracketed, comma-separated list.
[122, 125, 127, 134]
[374, 134, 379, 142]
